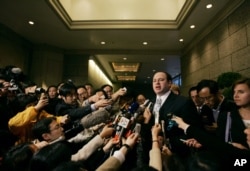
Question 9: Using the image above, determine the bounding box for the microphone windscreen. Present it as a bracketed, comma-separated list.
[80, 108, 110, 129]
[11, 67, 22, 74]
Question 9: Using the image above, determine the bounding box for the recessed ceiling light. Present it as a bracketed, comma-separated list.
[123, 57, 127, 60]
[100, 41, 106, 45]
[206, 4, 213, 9]
[143, 42, 148, 45]
[190, 25, 195, 29]
[28, 21, 34, 25]
[147, 76, 151, 79]
[179, 39, 184, 42]
[161, 58, 165, 61]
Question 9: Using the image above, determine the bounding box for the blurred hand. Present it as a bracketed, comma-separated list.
[171, 115, 190, 131]
[151, 124, 161, 138]
[244, 128, 250, 147]
[231, 142, 248, 150]
[60, 114, 70, 125]
[124, 133, 139, 149]
[182, 138, 202, 148]
[34, 94, 49, 111]
[94, 99, 112, 109]
[103, 138, 120, 152]
[100, 124, 115, 139]
[110, 88, 127, 102]
[162, 145, 172, 156]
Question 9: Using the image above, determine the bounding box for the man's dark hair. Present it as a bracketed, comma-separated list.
[153, 71, 173, 81]
[59, 83, 76, 97]
[188, 86, 197, 97]
[32, 117, 56, 141]
[196, 79, 219, 95]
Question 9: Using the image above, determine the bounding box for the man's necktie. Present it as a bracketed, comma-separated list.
[154, 98, 162, 124]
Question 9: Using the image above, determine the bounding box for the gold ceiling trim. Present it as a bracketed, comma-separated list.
[47, 0, 197, 29]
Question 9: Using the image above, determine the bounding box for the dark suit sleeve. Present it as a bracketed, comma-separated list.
[181, 98, 203, 128]
[55, 101, 92, 121]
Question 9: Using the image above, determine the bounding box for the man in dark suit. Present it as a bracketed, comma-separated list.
[140, 71, 202, 165]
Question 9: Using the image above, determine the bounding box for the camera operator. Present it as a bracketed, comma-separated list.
[0, 72, 20, 131]
[8, 92, 69, 145]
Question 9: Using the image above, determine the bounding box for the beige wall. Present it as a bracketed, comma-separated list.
[181, 0, 250, 96]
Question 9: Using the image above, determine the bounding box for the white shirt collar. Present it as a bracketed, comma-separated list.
[157, 90, 171, 105]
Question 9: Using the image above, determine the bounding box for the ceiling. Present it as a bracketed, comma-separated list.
[0, 0, 245, 85]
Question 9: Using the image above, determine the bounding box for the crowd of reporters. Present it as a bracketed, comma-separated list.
[0, 65, 250, 171]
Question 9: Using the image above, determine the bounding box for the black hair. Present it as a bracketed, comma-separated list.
[58, 82, 77, 97]
[30, 141, 72, 171]
[32, 117, 56, 141]
[76, 85, 87, 91]
[196, 79, 219, 95]
[2, 142, 33, 171]
[188, 86, 198, 96]
[16, 93, 38, 109]
[101, 84, 113, 91]
[132, 165, 158, 171]
[153, 71, 173, 81]
[53, 161, 87, 171]
[187, 151, 221, 171]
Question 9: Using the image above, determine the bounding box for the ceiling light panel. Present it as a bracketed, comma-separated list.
[117, 75, 136, 81]
[111, 62, 140, 72]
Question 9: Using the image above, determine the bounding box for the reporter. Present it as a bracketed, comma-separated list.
[96, 133, 139, 171]
[172, 116, 250, 170]
[8, 93, 68, 144]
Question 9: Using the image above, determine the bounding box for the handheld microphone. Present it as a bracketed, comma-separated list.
[161, 120, 166, 144]
[113, 116, 130, 141]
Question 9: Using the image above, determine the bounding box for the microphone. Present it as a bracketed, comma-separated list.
[113, 116, 130, 141]
[11, 67, 22, 74]
[161, 119, 172, 149]
[80, 108, 110, 129]
[161, 120, 166, 145]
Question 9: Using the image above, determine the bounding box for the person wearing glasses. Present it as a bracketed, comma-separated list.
[196, 79, 236, 131]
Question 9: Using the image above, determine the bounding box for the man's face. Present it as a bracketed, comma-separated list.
[62, 90, 78, 105]
[46, 120, 64, 142]
[152, 72, 171, 96]
[190, 90, 204, 107]
[85, 85, 93, 97]
[198, 87, 218, 109]
[77, 87, 88, 102]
